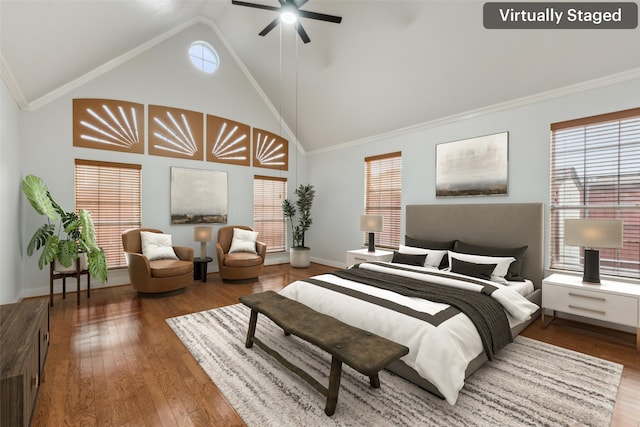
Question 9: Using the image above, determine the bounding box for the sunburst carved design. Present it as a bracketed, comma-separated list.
[206, 115, 251, 166]
[252, 128, 288, 171]
[148, 105, 203, 160]
[73, 99, 144, 153]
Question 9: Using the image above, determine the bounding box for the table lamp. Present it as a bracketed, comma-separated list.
[194, 225, 213, 259]
[564, 218, 623, 284]
[360, 215, 384, 253]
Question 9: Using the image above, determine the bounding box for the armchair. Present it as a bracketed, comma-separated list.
[216, 225, 266, 281]
[122, 228, 194, 294]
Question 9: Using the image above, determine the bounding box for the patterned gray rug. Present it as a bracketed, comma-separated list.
[166, 303, 623, 427]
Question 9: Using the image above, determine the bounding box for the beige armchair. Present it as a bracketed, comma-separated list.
[216, 225, 266, 281]
[122, 228, 194, 294]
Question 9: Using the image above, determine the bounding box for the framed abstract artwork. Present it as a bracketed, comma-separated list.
[170, 167, 227, 224]
[436, 131, 508, 197]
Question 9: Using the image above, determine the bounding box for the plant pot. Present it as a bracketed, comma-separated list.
[53, 253, 88, 273]
[289, 247, 310, 268]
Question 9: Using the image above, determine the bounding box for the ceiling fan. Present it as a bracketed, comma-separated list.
[231, 0, 342, 44]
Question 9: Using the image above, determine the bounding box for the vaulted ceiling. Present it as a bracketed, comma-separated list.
[2, 1, 639, 153]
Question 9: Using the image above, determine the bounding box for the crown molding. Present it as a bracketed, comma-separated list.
[0, 54, 29, 110]
[6, 15, 306, 157]
[25, 17, 201, 112]
[307, 67, 640, 157]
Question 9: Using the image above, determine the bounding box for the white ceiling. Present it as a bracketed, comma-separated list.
[2, 0, 640, 153]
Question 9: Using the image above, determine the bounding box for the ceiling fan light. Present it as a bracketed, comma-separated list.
[280, 10, 298, 24]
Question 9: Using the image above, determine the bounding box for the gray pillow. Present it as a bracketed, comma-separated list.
[450, 258, 497, 280]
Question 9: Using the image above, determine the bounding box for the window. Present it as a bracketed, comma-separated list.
[188, 41, 219, 74]
[254, 175, 287, 253]
[364, 152, 402, 249]
[550, 108, 640, 279]
[75, 160, 142, 269]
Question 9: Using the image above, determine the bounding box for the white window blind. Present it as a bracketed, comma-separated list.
[550, 108, 640, 279]
[365, 152, 402, 249]
[75, 159, 141, 269]
[254, 175, 286, 253]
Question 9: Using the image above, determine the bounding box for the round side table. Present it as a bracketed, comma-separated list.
[193, 257, 213, 282]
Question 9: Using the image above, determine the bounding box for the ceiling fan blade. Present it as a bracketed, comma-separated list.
[298, 9, 342, 24]
[296, 22, 311, 44]
[293, 0, 309, 7]
[231, 0, 281, 12]
[259, 17, 280, 36]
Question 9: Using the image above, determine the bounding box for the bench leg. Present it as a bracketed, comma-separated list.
[325, 356, 342, 416]
[245, 310, 258, 348]
[369, 373, 380, 388]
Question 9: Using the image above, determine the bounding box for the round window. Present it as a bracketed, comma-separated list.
[188, 41, 219, 74]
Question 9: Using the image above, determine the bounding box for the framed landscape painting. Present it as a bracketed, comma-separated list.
[170, 167, 227, 224]
[436, 132, 508, 197]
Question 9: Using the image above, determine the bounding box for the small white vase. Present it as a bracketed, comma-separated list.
[289, 247, 310, 268]
[53, 253, 88, 273]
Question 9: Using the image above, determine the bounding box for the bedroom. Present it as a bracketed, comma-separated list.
[1, 1, 639, 425]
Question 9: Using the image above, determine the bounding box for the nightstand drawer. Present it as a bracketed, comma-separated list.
[543, 283, 639, 327]
[345, 249, 393, 266]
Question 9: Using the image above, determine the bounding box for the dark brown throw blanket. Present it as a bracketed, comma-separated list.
[330, 265, 512, 360]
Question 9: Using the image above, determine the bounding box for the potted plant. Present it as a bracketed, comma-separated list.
[22, 174, 108, 282]
[282, 184, 315, 268]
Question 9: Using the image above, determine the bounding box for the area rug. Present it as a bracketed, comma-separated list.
[166, 303, 623, 427]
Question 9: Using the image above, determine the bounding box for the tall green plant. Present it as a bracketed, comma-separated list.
[22, 175, 108, 282]
[282, 184, 315, 248]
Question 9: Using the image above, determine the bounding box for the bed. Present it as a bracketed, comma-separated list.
[280, 203, 544, 404]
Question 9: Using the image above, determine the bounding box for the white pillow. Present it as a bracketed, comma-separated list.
[140, 231, 178, 261]
[447, 251, 515, 281]
[399, 244, 447, 268]
[229, 228, 258, 254]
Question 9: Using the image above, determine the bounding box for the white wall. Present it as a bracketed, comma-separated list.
[15, 23, 303, 299]
[0, 78, 23, 303]
[307, 78, 640, 269]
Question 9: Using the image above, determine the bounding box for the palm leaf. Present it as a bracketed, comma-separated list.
[78, 209, 99, 252]
[57, 240, 79, 268]
[27, 224, 55, 256]
[38, 235, 59, 269]
[88, 249, 108, 283]
[22, 175, 58, 221]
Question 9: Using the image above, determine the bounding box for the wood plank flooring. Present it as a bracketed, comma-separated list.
[30, 263, 640, 427]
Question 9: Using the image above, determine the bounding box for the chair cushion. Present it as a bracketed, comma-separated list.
[149, 259, 193, 278]
[140, 231, 178, 261]
[229, 228, 258, 254]
[224, 252, 263, 268]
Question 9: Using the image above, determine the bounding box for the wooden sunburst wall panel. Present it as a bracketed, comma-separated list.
[206, 115, 251, 166]
[73, 99, 145, 153]
[148, 105, 204, 160]
[252, 128, 288, 170]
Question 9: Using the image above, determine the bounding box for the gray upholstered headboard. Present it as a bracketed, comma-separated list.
[406, 203, 544, 288]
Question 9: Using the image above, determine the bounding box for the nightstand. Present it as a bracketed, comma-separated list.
[346, 249, 393, 266]
[542, 273, 640, 352]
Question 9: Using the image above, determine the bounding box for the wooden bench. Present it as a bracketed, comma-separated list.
[239, 291, 409, 416]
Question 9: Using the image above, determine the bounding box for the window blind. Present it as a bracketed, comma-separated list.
[550, 108, 640, 279]
[253, 175, 286, 253]
[75, 159, 141, 269]
[365, 152, 402, 249]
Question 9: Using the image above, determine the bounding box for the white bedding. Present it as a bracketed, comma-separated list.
[279, 262, 539, 405]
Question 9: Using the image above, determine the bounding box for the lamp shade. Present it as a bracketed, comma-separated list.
[194, 226, 213, 242]
[360, 215, 384, 232]
[564, 219, 623, 249]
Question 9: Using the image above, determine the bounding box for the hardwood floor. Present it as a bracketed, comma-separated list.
[30, 263, 639, 427]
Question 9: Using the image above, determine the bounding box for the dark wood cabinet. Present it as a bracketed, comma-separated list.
[1, 299, 49, 427]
